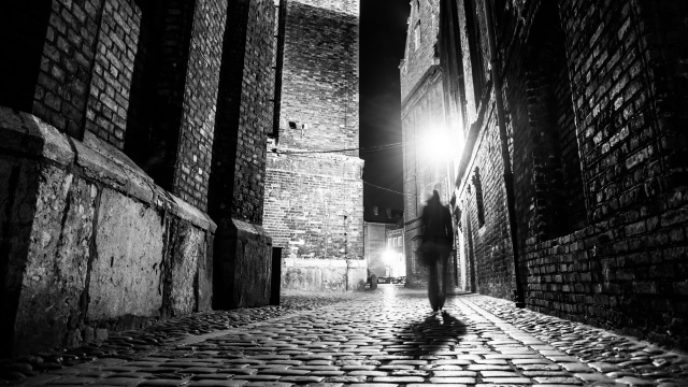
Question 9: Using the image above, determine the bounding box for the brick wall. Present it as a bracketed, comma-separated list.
[278, 0, 359, 152]
[263, 0, 364, 290]
[453, 0, 688, 347]
[34, 0, 104, 138]
[457, 112, 515, 299]
[264, 153, 363, 261]
[123, 0, 194, 190]
[85, 0, 140, 149]
[170, 0, 227, 211]
[210, 0, 275, 225]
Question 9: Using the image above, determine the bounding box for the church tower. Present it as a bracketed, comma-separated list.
[263, 0, 366, 290]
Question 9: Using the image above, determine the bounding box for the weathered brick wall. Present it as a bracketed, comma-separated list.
[400, 0, 440, 101]
[171, 0, 227, 211]
[264, 0, 364, 291]
[457, 111, 515, 300]
[523, 0, 688, 345]
[123, 0, 197, 192]
[33, 0, 104, 138]
[210, 0, 275, 225]
[209, 0, 276, 309]
[4, 0, 225, 213]
[454, 0, 688, 347]
[264, 153, 363, 262]
[277, 0, 359, 152]
[84, 0, 140, 149]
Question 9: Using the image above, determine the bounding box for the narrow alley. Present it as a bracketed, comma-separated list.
[2, 0, 688, 385]
[6, 287, 687, 386]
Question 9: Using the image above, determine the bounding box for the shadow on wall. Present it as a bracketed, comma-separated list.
[400, 310, 467, 356]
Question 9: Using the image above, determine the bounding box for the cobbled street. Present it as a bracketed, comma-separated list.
[6, 287, 688, 387]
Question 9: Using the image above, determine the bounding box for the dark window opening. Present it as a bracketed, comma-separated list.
[525, 1, 585, 237]
[472, 168, 485, 227]
[0, 2, 51, 112]
[125, 0, 195, 191]
[288, 121, 298, 129]
[464, 0, 485, 104]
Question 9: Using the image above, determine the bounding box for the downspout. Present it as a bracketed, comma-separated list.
[483, 0, 525, 307]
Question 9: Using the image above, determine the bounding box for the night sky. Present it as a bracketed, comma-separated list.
[360, 0, 410, 214]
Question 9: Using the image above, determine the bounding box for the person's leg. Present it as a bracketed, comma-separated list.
[426, 243, 440, 311]
[437, 245, 450, 310]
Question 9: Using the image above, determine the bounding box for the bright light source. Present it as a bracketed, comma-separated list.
[382, 249, 396, 264]
[418, 125, 452, 163]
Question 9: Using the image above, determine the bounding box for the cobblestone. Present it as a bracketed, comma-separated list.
[2, 287, 687, 386]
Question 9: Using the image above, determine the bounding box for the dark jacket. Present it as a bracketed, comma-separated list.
[421, 197, 453, 246]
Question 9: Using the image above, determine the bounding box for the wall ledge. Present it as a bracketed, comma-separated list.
[0, 106, 216, 233]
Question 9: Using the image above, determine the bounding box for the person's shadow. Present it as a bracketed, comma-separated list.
[399, 311, 467, 356]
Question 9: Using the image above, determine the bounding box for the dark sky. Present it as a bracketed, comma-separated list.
[360, 0, 410, 212]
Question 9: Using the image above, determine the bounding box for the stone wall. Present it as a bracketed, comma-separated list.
[0, 108, 215, 356]
[451, 0, 688, 347]
[263, 0, 364, 291]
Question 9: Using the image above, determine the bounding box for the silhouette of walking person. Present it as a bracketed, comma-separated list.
[419, 190, 453, 312]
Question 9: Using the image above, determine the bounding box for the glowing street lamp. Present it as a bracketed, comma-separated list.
[418, 125, 452, 164]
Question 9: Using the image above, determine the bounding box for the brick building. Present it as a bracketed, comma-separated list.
[0, 0, 276, 355]
[263, 0, 366, 291]
[434, 0, 688, 346]
[363, 203, 403, 281]
[400, 0, 462, 287]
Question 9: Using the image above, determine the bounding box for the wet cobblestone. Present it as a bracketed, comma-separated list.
[0, 293, 360, 385]
[3, 287, 687, 386]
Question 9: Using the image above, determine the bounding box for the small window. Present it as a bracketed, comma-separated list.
[472, 168, 485, 227]
[288, 121, 297, 129]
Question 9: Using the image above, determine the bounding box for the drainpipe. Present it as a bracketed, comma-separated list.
[483, 0, 525, 307]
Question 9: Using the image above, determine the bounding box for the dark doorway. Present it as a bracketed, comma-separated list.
[270, 247, 282, 305]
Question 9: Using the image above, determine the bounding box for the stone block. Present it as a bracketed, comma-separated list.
[197, 233, 213, 312]
[214, 219, 272, 309]
[87, 188, 164, 320]
[170, 221, 206, 315]
[282, 257, 365, 291]
[13, 172, 96, 355]
[0, 107, 74, 166]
